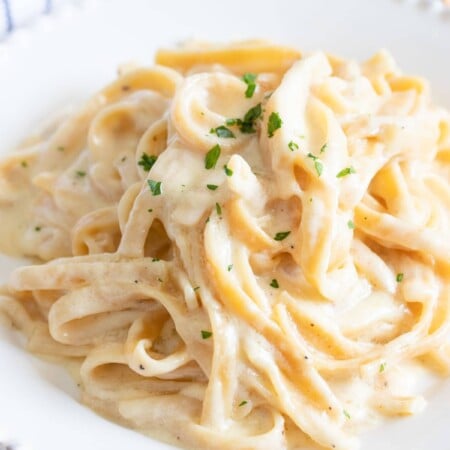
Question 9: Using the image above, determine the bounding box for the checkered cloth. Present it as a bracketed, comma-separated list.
[0, 0, 72, 38]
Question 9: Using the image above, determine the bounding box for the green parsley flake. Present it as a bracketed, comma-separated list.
[307, 153, 323, 176]
[347, 220, 355, 230]
[216, 202, 222, 216]
[238, 400, 248, 407]
[227, 264, 233, 272]
[274, 231, 291, 241]
[379, 362, 387, 373]
[242, 103, 263, 133]
[152, 258, 160, 262]
[76, 170, 86, 178]
[224, 164, 233, 177]
[267, 112, 282, 137]
[225, 118, 240, 126]
[210, 126, 235, 138]
[147, 179, 162, 196]
[336, 166, 356, 178]
[138, 153, 158, 171]
[205, 144, 221, 169]
[207, 184, 219, 191]
[57, 146, 65, 152]
[201, 330, 213, 339]
[148, 208, 153, 213]
[21, 161, 28, 168]
[225, 103, 263, 134]
[343, 410, 351, 420]
[270, 279, 279, 288]
[320, 143, 328, 153]
[242, 73, 257, 98]
[288, 141, 299, 152]
[396, 273, 404, 282]
[314, 160, 323, 177]
[34, 226, 41, 232]
[193, 286, 200, 291]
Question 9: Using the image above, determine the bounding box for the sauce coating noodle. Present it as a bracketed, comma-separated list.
[0, 41, 449, 450]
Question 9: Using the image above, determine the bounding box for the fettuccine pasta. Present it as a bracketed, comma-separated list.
[0, 41, 449, 450]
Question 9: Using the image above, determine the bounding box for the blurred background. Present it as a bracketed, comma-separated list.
[1, 0, 75, 38]
[1, 0, 449, 40]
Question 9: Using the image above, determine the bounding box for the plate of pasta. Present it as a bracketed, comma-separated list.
[0, 0, 449, 450]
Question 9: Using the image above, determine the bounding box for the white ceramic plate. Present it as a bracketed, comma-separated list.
[0, 1, 449, 449]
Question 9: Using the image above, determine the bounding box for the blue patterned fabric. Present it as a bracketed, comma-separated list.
[0, 0, 69, 39]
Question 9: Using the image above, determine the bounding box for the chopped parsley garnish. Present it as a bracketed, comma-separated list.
[34, 226, 41, 232]
[21, 161, 28, 168]
[336, 166, 356, 178]
[267, 112, 283, 137]
[201, 330, 213, 339]
[242, 73, 257, 98]
[76, 170, 86, 178]
[242, 103, 263, 133]
[148, 208, 153, 213]
[314, 160, 323, 176]
[320, 143, 328, 153]
[343, 410, 351, 420]
[396, 273, 404, 282]
[379, 362, 387, 373]
[270, 279, 279, 288]
[207, 184, 219, 191]
[307, 153, 323, 177]
[288, 141, 299, 152]
[193, 286, 200, 291]
[57, 146, 65, 152]
[138, 153, 158, 171]
[147, 179, 162, 196]
[215, 202, 222, 216]
[224, 164, 233, 176]
[152, 258, 160, 262]
[225, 118, 240, 126]
[210, 125, 235, 138]
[139, 364, 145, 370]
[205, 144, 221, 169]
[227, 264, 233, 272]
[347, 220, 355, 229]
[274, 231, 291, 241]
[227, 103, 263, 134]
[238, 400, 248, 407]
